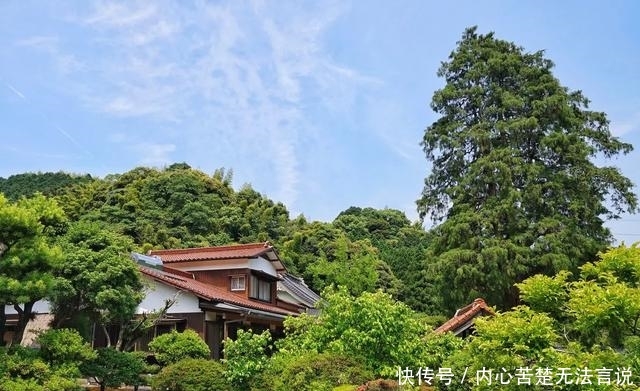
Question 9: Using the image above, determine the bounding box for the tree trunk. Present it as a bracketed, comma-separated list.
[115, 325, 125, 351]
[12, 301, 34, 346]
[102, 324, 112, 348]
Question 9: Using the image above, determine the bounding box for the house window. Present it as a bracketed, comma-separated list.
[250, 275, 271, 302]
[231, 276, 246, 291]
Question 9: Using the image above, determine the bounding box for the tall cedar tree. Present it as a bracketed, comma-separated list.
[417, 27, 637, 312]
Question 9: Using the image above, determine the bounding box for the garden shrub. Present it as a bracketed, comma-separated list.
[223, 329, 271, 389]
[148, 329, 210, 366]
[0, 378, 44, 391]
[252, 352, 372, 391]
[80, 348, 145, 391]
[151, 358, 231, 391]
[2, 347, 50, 383]
[37, 328, 95, 373]
[279, 287, 429, 376]
[0, 347, 82, 391]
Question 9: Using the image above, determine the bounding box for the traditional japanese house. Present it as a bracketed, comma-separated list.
[103, 242, 319, 359]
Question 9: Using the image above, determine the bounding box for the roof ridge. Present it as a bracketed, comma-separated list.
[149, 242, 271, 255]
[435, 297, 494, 334]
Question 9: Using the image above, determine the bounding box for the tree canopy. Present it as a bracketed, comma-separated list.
[440, 244, 640, 390]
[0, 172, 93, 201]
[51, 222, 144, 350]
[417, 27, 637, 312]
[0, 193, 66, 346]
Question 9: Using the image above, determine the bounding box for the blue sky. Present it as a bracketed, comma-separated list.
[1, 1, 639, 243]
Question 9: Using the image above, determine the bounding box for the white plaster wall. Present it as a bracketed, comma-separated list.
[137, 277, 201, 314]
[4, 301, 51, 315]
[248, 257, 277, 277]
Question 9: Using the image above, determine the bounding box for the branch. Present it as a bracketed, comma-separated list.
[121, 293, 178, 351]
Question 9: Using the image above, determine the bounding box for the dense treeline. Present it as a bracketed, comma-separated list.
[0, 164, 434, 312]
[0, 172, 94, 201]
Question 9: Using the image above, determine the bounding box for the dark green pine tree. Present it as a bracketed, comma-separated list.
[418, 27, 638, 313]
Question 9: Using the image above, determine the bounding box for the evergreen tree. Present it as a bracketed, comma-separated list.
[417, 27, 637, 312]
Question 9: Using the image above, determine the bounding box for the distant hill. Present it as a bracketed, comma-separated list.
[0, 171, 94, 201]
[2, 164, 433, 313]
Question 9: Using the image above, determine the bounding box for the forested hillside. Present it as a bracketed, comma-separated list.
[0, 163, 434, 312]
[0, 172, 94, 201]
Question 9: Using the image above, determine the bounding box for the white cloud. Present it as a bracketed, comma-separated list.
[15, 35, 84, 74]
[23, 1, 376, 209]
[15, 35, 59, 49]
[84, 2, 157, 27]
[612, 111, 640, 137]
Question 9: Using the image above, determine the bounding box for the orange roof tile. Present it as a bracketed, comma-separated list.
[435, 298, 494, 334]
[149, 242, 276, 263]
[139, 266, 298, 316]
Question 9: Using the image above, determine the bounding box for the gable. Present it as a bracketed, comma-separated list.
[138, 276, 201, 314]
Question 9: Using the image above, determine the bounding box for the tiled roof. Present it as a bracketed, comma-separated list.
[139, 266, 297, 316]
[278, 273, 320, 308]
[435, 298, 494, 334]
[148, 243, 287, 274]
[149, 242, 273, 263]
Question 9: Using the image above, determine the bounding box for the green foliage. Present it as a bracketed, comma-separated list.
[56, 166, 289, 248]
[80, 348, 145, 391]
[516, 271, 570, 318]
[519, 244, 640, 349]
[148, 329, 211, 366]
[252, 352, 372, 391]
[223, 329, 272, 389]
[151, 358, 231, 391]
[281, 223, 401, 296]
[0, 347, 82, 391]
[51, 221, 143, 350]
[36, 328, 95, 374]
[355, 379, 405, 391]
[420, 331, 466, 370]
[279, 287, 429, 376]
[0, 172, 93, 202]
[1, 347, 50, 383]
[0, 165, 435, 315]
[417, 26, 637, 312]
[0, 193, 66, 345]
[440, 245, 640, 390]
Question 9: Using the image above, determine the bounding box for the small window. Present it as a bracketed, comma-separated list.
[231, 276, 246, 291]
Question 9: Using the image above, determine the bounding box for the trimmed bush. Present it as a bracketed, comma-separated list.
[151, 358, 231, 391]
[37, 328, 95, 372]
[148, 329, 210, 366]
[252, 352, 373, 391]
[0, 347, 82, 391]
[80, 348, 145, 391]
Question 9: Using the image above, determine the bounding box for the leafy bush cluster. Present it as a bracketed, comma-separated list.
[148, 329, 210, 366]
[0, 330, 89, 391]
[151, 358, 230, 391]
